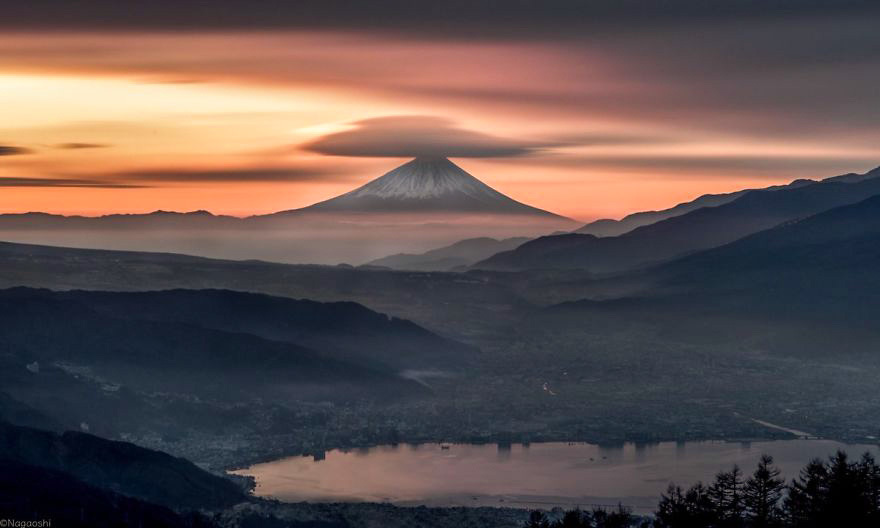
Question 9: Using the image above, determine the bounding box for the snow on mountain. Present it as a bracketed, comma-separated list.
[345, 157, 509, 200]
[288, 157, 569, 218]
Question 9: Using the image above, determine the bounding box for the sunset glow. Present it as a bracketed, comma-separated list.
[2, 20, 878, 220]
[6, 5, 880, 523]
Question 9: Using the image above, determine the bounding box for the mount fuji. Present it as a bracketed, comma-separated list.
[279, 157, 570, 219]
[0, 157, 575, 264]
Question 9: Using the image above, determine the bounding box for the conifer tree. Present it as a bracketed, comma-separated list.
[709, 465, 745, 527]
[744, 454, 785, 527]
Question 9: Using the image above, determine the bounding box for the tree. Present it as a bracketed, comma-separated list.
[823, 450, 868, 526]
[555, 508, 587, 528]
[744, 454, 785, 527]
[709, 465, 745, 527]
[657, 450, 880, 528]
[655, 484, 689, 528]
[655, 482, 714, 528]
[857, 452, 880, 525]
[591, 505, 631, 528]
[818, 450, 880, 527]
[783, 458, 827, 528]
[526, 510, 551, 528]
[780, 450, 880, 527]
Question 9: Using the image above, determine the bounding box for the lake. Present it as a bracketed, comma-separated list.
[232, 440, 880, 513]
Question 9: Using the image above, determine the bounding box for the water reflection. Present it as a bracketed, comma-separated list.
[233, 440, 880, 514]
[675, 440, 686, 458]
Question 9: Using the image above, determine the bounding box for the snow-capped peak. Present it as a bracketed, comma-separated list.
[344, 157, 508, 201]
[294, 157, 568, 218]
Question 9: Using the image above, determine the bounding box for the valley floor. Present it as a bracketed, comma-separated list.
[123, 324, 880, 472]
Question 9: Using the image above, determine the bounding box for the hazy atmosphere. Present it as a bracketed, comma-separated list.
[2, 2, 880, 528]
[3, 1, 880, 220]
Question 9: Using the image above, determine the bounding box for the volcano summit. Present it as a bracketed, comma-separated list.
[0, 157, 575, 264]
[285, 157, 569, 219]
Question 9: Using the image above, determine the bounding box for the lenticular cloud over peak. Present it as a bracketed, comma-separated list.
[301, 115, 547, 158]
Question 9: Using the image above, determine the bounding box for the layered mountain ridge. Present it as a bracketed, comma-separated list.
[575, 167, 879, 238]
[475, 165, 880, 272]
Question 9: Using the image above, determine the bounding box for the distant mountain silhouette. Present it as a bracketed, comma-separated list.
[575, 179, 816, 237]
[366, 236, 530, 271]
[0, 159, 570, 224]
[0, 240, 529, 339]
[546, 194, 880, 357]
[0, 287, 430, 401]
[0, 158, 574, 264]
[575, 168, 876, 237]
[0, 159, 568, 224]
[650, 193, 880, 302]
[59, 288, 474, 370]
[278, 157, 569, 218]
[0, 209, 238, 230]
[475, 165, 880, 272]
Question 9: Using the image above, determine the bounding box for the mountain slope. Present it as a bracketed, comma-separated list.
[0, 209, 238, 230]
[0, 459, 212, 528]
[283, 157, 569, 218]
[577, 190, 750, 237]
[0, 158, 568, 221]
[574, 179, 818, 238]
[56, 288, 475, 370]
[544, 195, 880, 358]
[366, 236, 530, 271]
[0, 240, 531, 338]
[575, 169, 863, 237]
[0, 287, 427, 399]
[476, 165, 880, 272]
[0, 421, 245, 511]
[0, 287, 438, 446]
[650, 193, 880, 302]
[0, 158, 573, 264]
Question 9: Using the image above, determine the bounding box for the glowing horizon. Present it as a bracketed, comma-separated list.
[1, 22, 879, 222]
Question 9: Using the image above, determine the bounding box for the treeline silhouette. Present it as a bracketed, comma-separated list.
[524, 506, 634, 528]
[525, 450, 880, 527]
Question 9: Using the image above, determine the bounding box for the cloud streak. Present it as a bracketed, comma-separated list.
[518, 153, 880, 178]
[0, 177, 141, 188]
[0, 3, 878, 218]
[109, 165, 355, 183]
[0, 146, 32, 156]
[55, 143, 108, 150]
[302, 116, 550, 158]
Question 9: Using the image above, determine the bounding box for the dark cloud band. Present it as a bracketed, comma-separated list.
[0, 146, 32, 156]
[3, 1, 877, 37]
[0, 177, 141, 188]
[3, 165, 356, 188]
[302, 116, 546, 158]
[55, 143, 109, 150]
[108, 166, 355, 183]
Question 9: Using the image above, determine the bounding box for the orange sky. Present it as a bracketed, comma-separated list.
[1, 29, 878, 221]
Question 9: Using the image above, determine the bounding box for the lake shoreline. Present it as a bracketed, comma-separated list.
[232, 438, 880, 515]
[219, 427, 807, 473]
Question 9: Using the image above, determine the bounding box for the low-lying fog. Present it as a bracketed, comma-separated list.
[0, 212, 572, 264]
